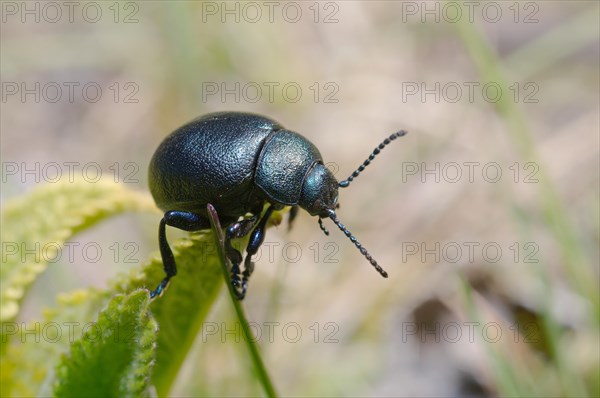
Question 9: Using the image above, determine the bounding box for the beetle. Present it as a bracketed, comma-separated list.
[148, 111, 407, 299]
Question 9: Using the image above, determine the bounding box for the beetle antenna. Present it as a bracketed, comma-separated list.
[339, 130, 407, 188]
[326, 209, 388, 277]
[318, 217, 330, 236]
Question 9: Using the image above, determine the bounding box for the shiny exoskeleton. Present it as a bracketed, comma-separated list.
[148, 111, 407, 299]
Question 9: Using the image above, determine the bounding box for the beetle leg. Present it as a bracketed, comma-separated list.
[288, 205, 299, 231]
[225, 214, 260, 299]
[318, 217, 330, 236]
[150, 210, 210, 299]
[240, 206, 275, 299]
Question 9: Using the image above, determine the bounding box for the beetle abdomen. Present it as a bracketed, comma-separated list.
[149, 112, 281, 217]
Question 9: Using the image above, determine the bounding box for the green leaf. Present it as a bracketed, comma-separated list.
[112, 234, 226, 396]
[1, 179, 287, 397]
[110, 207, 284, 395]
[1, 179, 157, 325]
[0, 288, 109, 397]
[1, 234, 226, 397]
[53, 290, 157, 397]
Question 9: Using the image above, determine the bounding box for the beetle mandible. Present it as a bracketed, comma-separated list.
[148, 111, 407, 299]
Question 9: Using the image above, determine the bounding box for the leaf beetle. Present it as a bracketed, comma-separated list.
[148, 111, 407, 299]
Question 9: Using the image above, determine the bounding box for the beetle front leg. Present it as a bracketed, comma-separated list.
[240, 206, 275, 299]
[151, 210, 210, 299]
[288, 205, 299, 231]
[225, 214, 260, 299]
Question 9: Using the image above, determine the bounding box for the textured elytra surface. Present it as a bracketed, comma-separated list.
[148, 112, 281, 220]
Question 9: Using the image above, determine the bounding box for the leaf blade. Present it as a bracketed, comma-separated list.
[1, 179, 157, 325]
[53, 290, 158, 398]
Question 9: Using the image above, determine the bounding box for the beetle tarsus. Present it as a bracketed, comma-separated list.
[149, 278, 170, 299]
[238, 206, 275, 299]
[152, 211, 210, 299]
[225, 214, 261, 300]
[241, 256, 254, 298]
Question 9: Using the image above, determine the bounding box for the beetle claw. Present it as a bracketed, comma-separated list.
[149, 278, 170, 300]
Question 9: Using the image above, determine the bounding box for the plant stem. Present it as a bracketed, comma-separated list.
[206, 204, 278, 398]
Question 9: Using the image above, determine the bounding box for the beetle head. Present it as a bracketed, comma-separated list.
[299, 161, 388, 279]
[299, 162, 338, 217]
[297, 130, 407, 279]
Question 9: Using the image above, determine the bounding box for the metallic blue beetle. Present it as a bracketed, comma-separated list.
[148, 111, 406, 299]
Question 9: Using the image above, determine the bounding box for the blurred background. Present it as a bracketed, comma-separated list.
[1, 1, 598, 396]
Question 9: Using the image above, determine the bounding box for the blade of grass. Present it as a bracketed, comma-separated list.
[206, 204, 278, 398]
[504, 5, 600, 80]
[452, 4, 595, 396]
[458, 277, 524, 397]
[452, 4, 598, 321]
[533, 260, 589, 396]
